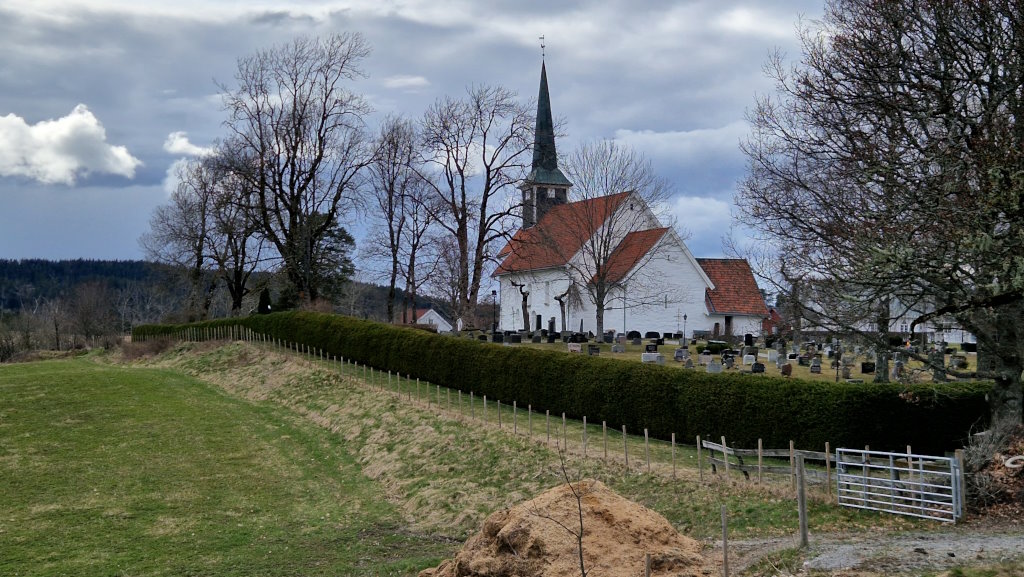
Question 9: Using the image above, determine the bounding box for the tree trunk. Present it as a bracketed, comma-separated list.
[520, 292, 530, 332]
[874, 297, 890, 383]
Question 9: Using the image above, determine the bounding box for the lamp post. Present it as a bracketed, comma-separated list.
[683, 314, 688, 341]
[491, 289, 497, 339]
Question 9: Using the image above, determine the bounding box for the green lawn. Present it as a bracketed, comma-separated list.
[0, 358, 452, 576]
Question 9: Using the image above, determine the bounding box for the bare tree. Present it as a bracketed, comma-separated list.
[736, 0, 1024, 428]
[140, 159, 217, 321]
[554, 140, 678, 336]
[221, 33, 372, 304]
[418, 85, 533, 328]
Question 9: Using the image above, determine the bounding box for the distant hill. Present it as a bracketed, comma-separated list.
[0, 258, 449, 323]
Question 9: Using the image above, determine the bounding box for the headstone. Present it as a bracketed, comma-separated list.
[744, 333, 754, 347]
[611, 344, 625, 353]
[766, 350, 779, 363]
[743, 354, 756, 365]
[603, 334, 613, 344]
[508, 334, 522, 344]
[860, 361, 876, 374]
[699, 352, 712, 366]
[548, 317, 556, 334]
[656, 338, 665, 345]
[567, 343, 582, 353]
[664, 332, 673, 340]
[645, 343, 659, 353]
[588, 344, 601, 356]
[776, 354, 786, 369]
[798, 356, 809, 366]
[627, 330, 641, 340]
[478, 334, 488, 341]
[631, 338, 642, 346]
[809, 357, 822, 373]
[841, 365, 851, 379]
[780, 363, 793, 377]
[684, 358, 694, 369]
[788, 353, 799, 360]
[674, 348, 689, 362]
[723, 356, 735, 369]
[751, 362, 765, 374]
[492, 332, 504, 343]
[645, 331, 660, 339]
[706, 360, 723, 374]
[949, 354, 968, 370]
[532, 335, 542, 343]
[641, 352, 665, 365]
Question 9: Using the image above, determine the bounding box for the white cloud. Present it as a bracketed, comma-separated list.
[712, 7, 795, 39]
[381, 75, 430, 90]
[0, 104, 141, 185]
[669, 194, 733, 241]
[613, 121, 749, 163]
[163, 131, 213, 156]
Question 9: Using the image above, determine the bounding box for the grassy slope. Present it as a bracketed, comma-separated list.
[0, 357, 451, 577]
[135, 341, 917, 541]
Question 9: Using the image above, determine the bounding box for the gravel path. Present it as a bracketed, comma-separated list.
[704, 528, 1024, 575]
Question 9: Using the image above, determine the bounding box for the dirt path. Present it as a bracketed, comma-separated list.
[703, 527, 1024, 575]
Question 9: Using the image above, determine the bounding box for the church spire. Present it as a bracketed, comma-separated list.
[521, 57, 572, 229]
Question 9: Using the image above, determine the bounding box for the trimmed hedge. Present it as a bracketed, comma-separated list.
[134, 311, 991, 454]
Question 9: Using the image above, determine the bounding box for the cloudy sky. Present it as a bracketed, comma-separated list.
[0, 0, 822, 269]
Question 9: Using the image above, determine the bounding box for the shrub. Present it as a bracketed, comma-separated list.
[134, 312, 991, 454]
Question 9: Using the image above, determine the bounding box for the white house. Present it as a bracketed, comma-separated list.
[414, 308, 453, 333]
[492, 61, 767, 339]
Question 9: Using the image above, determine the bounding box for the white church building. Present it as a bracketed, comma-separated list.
[493, 61, 767, 339]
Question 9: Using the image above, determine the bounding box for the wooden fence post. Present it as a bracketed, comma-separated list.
[645, 429, 650, 472]
[825, 441, 832, 499]
[721, 505, 729, 577]
[697, 435, 703, 482]
[721, 436, 730, 477]
[797, 455, 809, 548]
[603, 421, 607, 459]
[623, 425, 629, 468]
[672, 433, 676, 479]
[758, 438, 763, 484]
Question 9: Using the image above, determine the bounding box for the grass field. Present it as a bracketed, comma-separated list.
[0, 357, 452, 576]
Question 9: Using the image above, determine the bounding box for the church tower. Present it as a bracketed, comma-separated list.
[520, 60, 572, 228]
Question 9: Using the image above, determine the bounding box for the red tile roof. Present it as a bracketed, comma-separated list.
[696, 258, 768, 317]
[495, 191, 631, 275]
[601, 228, 668, 284]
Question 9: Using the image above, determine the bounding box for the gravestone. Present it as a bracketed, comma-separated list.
[841, 365, 852, 379]
[616, 334, 627, 344]
[674, 348, 689, 362]
[776, 354, 786, 369]
[798, 356, 809, 366]
[536, 314, 542, 332]
[949, 354, 968, 370]
[743, 354, 756, 365]
[548, 317, 556, 335]
[656, 338, 665, 345]
[508, 334, 522, 344]
[699, 352, 713, 366]
[706, 360, 723, 374]
[611, 344, 626, 353]
[723, 356, 735, 369]
[567, 343, 582, 353]
[751, 362, 765, 374]
[742, 346, 759, 357]
[493, 332, 504, 343]
[684, 358, 694, 369]
[588, 345, 601, 356]
[788, 353, 799, 360]
[861, 361, 875, 374]
[631, 338, 642, 346]
[809, 357, 822, 374]
[744, 333, 754, 347]
[532, 335, 542, 343]
[641, 352, 665, 365]
[627, 330, 641, 340]
[664, 332, 673, 340]
[766, 350, 779, 363]
[645, 331, 660, 339]
[645, 343, 659, 353]
[780, 363, 793, 377]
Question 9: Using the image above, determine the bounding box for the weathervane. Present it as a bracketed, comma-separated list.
[539, 35, 545, 60]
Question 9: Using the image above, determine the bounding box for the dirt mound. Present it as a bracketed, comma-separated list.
[419, 479, 711, 577]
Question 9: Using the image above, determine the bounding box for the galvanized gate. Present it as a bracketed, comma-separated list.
[836, 448, 962, 522]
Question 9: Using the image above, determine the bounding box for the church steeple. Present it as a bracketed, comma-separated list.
[521, 58, 572, 229]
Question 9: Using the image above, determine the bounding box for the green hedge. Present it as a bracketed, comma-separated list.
[134, 311, 991, 454]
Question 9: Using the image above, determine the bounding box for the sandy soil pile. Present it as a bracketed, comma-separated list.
[419, 479, 712, 577]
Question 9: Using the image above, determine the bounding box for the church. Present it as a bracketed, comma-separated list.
[494, 61, 767, 340]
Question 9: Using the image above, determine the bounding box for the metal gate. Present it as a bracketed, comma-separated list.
[836, 448, 962, 522]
